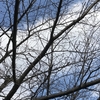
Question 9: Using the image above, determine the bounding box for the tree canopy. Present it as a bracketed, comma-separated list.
[0, 0, 100, 100]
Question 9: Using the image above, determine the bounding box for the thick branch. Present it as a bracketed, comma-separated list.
[50, 0, 62, 38]
[0, 77, 12, 92]
[34, 78, 100, 100]
[12, 0, 20, 82]
[4, 83, 19, 100]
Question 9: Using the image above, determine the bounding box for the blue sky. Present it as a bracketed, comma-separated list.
[0, 0, 81, 29]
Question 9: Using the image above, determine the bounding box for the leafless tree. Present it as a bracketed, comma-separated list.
[0, 0, 100, 100]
